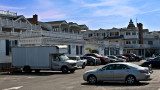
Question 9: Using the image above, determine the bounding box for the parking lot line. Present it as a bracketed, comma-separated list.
[2, 86, 23, 90]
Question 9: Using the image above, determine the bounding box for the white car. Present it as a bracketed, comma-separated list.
[83, 62, 152, 84]
[69, 56, 87, 69]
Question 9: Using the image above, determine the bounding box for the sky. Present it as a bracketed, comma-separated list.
[0, 0, 160, 31]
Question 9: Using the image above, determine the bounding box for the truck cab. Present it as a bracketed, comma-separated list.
[68, 56, 87, 69]
[51, 54, 77, 73]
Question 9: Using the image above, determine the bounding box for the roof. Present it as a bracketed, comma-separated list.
[45, 20, 67, 24]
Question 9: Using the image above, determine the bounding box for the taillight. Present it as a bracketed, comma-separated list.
[139, 70, 147, 73]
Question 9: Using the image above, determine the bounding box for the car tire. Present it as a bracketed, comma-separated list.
[90, 62, 94, 66]
[82, 64, 86, 69]
[88, 75, 97, 84]
[62, 67, 68, 73]
[70, 69, 75, 73]
[126, 75, 136, 85]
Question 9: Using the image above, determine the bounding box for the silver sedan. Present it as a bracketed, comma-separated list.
[83, 62, 152, 84]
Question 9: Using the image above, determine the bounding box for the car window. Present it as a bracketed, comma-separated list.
[102, 64, 115, 70]
[115, 64, 129, 70]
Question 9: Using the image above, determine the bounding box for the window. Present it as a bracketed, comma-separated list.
[148, 41, 153, 45]
[76, 46, 79, 55]
[110, 32, 119, 36]
[132, 32, 136, 35]
[80, 46, 83, 55]
[102, 64, 115, 70]
[126, 32, 130, 35]
[115, 64, 129, 69]
[132, 40, 136, 44]
[68, 45, 71, 54]
[126, 41, 131, 44]
[6, 40, 18, 56]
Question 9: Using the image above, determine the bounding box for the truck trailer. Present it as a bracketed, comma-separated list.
[12, 45, 77, 73]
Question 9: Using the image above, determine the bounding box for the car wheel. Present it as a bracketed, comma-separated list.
[88, 75, 97, 84]
[90, 62, 94, 66]
[70, 69, 75, 73]
[82, 64, 86, 69]
[62, 67, 68, 73]
[126, 75, 136, 85]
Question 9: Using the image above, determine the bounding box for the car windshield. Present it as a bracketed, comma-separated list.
[59, 55, 69, 61]
[95, 53, 102, 57]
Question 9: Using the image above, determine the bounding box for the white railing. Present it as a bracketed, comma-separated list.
[124, 44, 151, 48]
[0, 10, 17, 16]
[0, 18, 41, 30]
[124, 35, 138, 39]
[0, 31, 20, 36]
[19, 31, 83, 40]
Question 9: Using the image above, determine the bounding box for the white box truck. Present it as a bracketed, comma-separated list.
[12, 45, 77, 73]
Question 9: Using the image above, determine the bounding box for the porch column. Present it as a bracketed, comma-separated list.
[12, 28, 14, 33]
[144, 49, 146, 58]
[109, 47, 110, 55]
[59, 24, 62, 33]
[0, 26, 2, 32]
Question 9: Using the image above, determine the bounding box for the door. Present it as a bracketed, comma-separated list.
[113, 64, 130, 81]
[97, 64, 115, 81]
[52, 55, 61, 70]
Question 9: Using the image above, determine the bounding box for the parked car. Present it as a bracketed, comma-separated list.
[108, 55, 126, 62]
[141, 56, 160, 69]
[69, 56, 87, 69]
[84, 53, 109, 64]
[123, 54, 135, 61]
[83, 62, 152, 84]
[81, 56, 101, 66]
[130, 53, 142, 61]
[116, 55, 129, 62]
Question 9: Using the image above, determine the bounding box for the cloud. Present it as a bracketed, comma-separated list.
[140, 9, 160, 14]
[35, 0, 54, 9]
[38, 10, 67, 20]
[84, 0, 129, 7]
[93, 6, 139, 17]
[0, 5, 25, 10]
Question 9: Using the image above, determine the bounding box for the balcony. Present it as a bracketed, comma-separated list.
[0, 18, 41, 30]
[124, 44, 151, 48]
[124, 35, 138, 39]
[104, 35, 124, 39]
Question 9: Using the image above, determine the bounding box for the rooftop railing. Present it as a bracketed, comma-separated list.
[0, 10, 17, 16]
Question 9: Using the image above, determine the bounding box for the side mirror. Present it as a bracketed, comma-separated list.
[99, 68, 103, 71]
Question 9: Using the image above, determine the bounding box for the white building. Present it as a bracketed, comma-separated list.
[83, 19, 160, 57]
[0, 10, 87, 71]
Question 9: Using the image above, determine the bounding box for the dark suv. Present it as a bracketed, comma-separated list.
[84, 53, 109, 64]
[123, 54, 135, 61]
[81, 56, 101, 66]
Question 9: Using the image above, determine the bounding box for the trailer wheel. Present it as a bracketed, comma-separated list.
[35, 69, 40, 73]
[62, 67, 68, 73]
[23, 66, 31, 73]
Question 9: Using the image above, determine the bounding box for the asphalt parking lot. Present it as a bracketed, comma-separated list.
[0, 60, 160, 90]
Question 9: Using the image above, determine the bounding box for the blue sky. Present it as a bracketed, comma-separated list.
[0, 0, 160, 31]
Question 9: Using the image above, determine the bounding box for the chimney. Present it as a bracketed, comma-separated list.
[137, 23, 143, 44]
[33, 14, 38, 24]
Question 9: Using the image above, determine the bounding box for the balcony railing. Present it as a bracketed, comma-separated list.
[0, 18, 41, 30]
[0, 10, 17, 16]
[124, 44, 151, 48]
